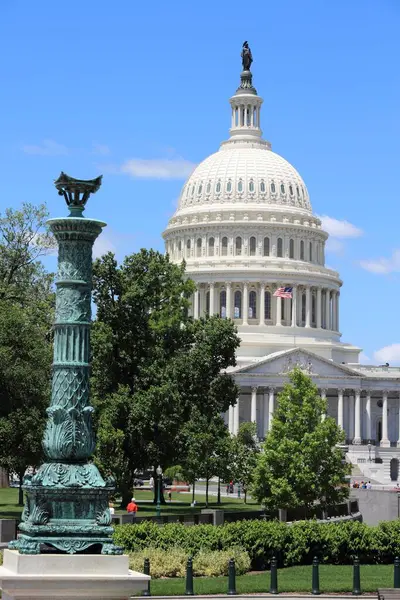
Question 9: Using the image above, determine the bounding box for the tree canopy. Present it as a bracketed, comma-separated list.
[251, 368, 350, 514]
[91, 249, 240, 503]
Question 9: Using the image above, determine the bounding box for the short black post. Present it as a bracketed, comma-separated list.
[312, 556, 320, 595]
[352, 556, 361, 595]
[143, 557, 151, 597]
[270, 555, 278, 594]
[227, 558, 237, 595]
[394, 557, 400, 588]
[185, 557, 194, 596]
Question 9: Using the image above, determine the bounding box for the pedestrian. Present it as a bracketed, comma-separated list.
[168, 491, 172, 502]
[109, 502, 115, 515]
[149, 475, 154, 489]
[126, 497, 138, 519]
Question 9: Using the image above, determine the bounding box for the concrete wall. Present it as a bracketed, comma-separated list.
[351, 489, 400, 525]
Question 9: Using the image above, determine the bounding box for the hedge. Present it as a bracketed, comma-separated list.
[114, 519, 400, 569]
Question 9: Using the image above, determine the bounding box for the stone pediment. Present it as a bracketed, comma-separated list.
[234, 348, 361, 378]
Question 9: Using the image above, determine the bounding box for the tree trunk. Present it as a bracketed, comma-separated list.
[0, 468, 9, 488]
[121, 485, 133, 509]
[192, 480, 196, 503]
[18, 471, 24, 506]
[217, 477, 221, 504]
[205, 477, 209, 508]
[244, 489, 247, 504]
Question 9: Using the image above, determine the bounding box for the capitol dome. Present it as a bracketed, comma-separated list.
[163, 50, 360, 366]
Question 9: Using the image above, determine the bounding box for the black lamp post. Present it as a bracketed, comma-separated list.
[156, 465, 162, 518]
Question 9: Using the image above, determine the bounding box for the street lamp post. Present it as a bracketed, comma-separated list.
[156, 465, 163, 518]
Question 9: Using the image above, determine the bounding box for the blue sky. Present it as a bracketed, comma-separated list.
[1, 0, 399, 364]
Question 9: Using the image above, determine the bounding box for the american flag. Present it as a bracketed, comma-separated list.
[273, 286, 293, 299]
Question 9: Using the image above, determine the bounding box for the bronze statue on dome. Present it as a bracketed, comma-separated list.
[241, 41, 253, 71]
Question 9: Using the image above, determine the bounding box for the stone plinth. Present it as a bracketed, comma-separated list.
[0, 549, 149, 600]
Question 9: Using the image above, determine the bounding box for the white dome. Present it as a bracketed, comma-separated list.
[178, 146, 311, 213]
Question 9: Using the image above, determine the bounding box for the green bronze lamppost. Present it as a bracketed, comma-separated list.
[156, 465, 162, 519]
[9, 173, 122, 555]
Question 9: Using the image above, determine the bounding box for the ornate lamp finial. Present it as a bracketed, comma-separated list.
[54, 172, 103, 217]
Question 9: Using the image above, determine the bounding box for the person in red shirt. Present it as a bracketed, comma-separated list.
[126, 497, 138, 518]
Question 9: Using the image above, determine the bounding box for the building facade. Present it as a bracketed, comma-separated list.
[162, 56, 400, 483]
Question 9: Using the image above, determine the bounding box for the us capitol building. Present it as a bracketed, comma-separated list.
[162, 44, 400, 483]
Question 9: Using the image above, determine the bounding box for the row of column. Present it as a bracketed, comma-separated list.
[193, 283, 340, 331]
[228, 388, 400, 447]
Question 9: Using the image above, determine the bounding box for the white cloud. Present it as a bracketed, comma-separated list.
[120, 157, 196, 180]
[93, 235, 116, 259]
[359, 249, 400, 275]
[325, 238, 344, 255]
[374, 344, 400, 366]
[22, 139, 69, 156]
[318, 215, 363, 239]
[92, 143, 110, 156]
[359, 352, 371, 364]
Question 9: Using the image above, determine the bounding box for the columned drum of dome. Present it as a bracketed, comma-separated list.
[163, 46, 361, 365]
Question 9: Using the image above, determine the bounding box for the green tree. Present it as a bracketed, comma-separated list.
[231, 422, 260, 503]
[252, 368, 350, 515]
[91, 250, 240, 505]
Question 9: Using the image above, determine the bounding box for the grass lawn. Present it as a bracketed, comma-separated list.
[0, 487, 261, 520]
[141, 565, 394, 595]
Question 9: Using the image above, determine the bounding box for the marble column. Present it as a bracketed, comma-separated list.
[365, 392, 372, 442]
[316, 287, 322, 329]
[276, 290, 282, 326]
[305, 286, 311, 328]
[320, 388, 327, 421]
[353, 389, 361, 444]
[349, 395, 354, 442]
[325, 290, 331, 330]
[209, 283, 215, 316]
[194, 289, 199, 319]
[332, 292, 337, 331]
[228, 405, 234, 434]
[200, 285, 206, 317]
[291, 286, 297, 327]
[243, 282, 249, 325]
[397, 392, 400, 447]
[259, 284, 265, 326]
[233, 396, 240, 435]
[251, 386, 258, 424]
[226, 282, 232, 318]
[336, 292, 340, 332]
[381, 392, 390, 447]
[263, 388, 269, 437]
[337, 388, 344, 430]
[268, 387, 275, 431]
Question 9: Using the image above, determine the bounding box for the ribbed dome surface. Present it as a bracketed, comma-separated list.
[178, 146, 311, 213]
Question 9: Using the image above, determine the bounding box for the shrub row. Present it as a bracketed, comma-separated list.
[128, 547, 250, 578]
[114, 519, 400, 569]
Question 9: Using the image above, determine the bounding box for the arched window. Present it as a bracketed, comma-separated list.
[191, 185, 195, 196]
[238, 180, 243, 192]
[263, 237, 270, 256]
[296, 186, 300, 198]
[227, 180, 232, 192]
[280, 183, 285, 194]
[301, 293, 306, 324]
[221, 236, 228, 256]
[234, 290, 242, 318]
[220, 290, 227, 318]
[271, 182, 276, 193]
[289, 239, 294, 259]
[208, 237, 215, 256]
[206, 291, 210, 316]
[216, 181, 221, 193]
[309, 241, 313, 262]
[300, 240, 305, 260]
[277, 237, 283, 257]
[186, 239, 191, 253]
[235, 236, 242, 256]
[196, 238, 202, 257]
[206, 182, 211, 194]
[249, 236, 256, 256]
[260, 181, 266, 193]
[289, 185, 293, 196]
[249, 290, 257, 319]
[312, 293, 316, 326]
[264, 291, 271, 320]
[249, 180, 255, 192]
[198, 183, 203, 195]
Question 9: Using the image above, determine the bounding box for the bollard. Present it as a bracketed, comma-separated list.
[227, 558, 237, 595]
[270, 555, 278, 594]
[185, 557, 194, 596]
[352, 556, 361, 595]
[143, 557, 151, 597]
[312, 556, 320, 595]
[394, 557, 400, 588]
